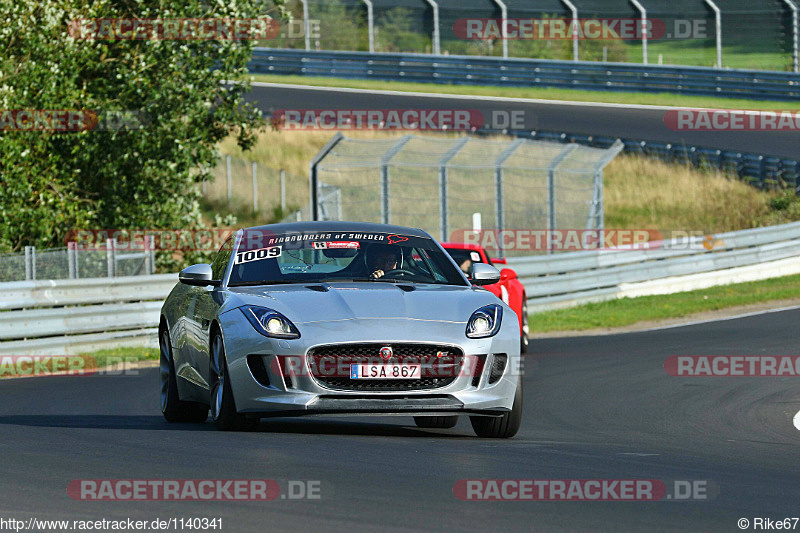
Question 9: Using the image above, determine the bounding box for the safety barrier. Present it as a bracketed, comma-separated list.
[250, 48, 800, 101]
[2, 222, 800, 352]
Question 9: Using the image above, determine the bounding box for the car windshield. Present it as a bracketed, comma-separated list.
[227, 230, 468, 286]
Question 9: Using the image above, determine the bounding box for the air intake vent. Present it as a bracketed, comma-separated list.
[488, 354, 507, 384]
[246, 354, 271, 387]
[472, 355, 487, 387]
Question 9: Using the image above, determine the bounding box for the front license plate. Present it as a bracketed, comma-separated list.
[350, 364, 421, 379]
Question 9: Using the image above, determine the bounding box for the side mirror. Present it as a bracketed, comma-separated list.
[491, 257, 507, 265]
[469, 263, 501, 286]
[179, 264, 219, 286]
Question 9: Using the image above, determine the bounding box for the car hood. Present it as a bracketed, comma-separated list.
[222, 282, 497, 324]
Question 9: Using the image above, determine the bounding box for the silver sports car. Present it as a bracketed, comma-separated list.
[159, 221, 523, 437]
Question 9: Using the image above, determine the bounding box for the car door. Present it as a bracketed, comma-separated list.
[193, 236, 234, 396]
[174, 236, 234, 402]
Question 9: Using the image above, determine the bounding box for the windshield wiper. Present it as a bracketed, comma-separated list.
[319, 277, 425, 284]
[318, 277, 379, 283]
[228, 280, 303, 287]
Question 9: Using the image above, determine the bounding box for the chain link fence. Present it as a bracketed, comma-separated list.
[0, 242, 155, 283]
[309, 133, 623, 256]
[274, 0, 797, 71]
[204, 155, 308, 220]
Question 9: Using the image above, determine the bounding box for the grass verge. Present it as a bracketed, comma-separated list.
[86, 346, 157, 368]
[249, 73, 800, 111]
[0, 346, 157, 379]
[531, 273, 800, 333]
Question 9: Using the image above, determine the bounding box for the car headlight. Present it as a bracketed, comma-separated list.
[466, 304, 502, 338]
[241, 306, 300, 339]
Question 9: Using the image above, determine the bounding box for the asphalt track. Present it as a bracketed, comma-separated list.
[1, 309, 799, 532]
[245, 83, 800, 159]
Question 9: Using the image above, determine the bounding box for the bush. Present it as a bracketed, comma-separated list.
[0, 0, 285, 255]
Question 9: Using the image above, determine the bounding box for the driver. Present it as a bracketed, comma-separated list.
[368, 244, 401, 279]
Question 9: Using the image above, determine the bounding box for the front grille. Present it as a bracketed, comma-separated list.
[308, 343, 464, 392]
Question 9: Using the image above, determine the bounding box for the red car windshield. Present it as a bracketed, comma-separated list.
[443, 248, 489, 275]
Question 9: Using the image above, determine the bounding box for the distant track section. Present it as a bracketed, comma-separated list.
[246, 82, 800, 160]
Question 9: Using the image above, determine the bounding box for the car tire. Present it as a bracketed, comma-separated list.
[470, 376, 523, 438]
[520, 297, 529, 354]
[160, 329, 209, 423]
[413, 415, 458, 429]
[210, 333, 259, 432]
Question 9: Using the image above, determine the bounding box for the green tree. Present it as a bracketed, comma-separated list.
[0, 0, 285, 257]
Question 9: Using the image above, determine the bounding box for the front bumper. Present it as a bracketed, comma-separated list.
[217, 313, 521, 418]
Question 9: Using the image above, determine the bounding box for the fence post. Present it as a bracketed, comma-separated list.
[381, 167, 390, 224]
[704, 0, 723, 68]
[783, 0, 799, 72]
[106, 238, 116, 278]
[150, 235, 156, 275]
[309, 132, 345, 221]
[561, 0, 579, 61]
[423, 0, 440, 55]
[492, 0, 509, 58]
[144, 235, 155, 275]
[588, 139, 624, 233]
[252, 161, 258, 213]
[68, 242, 78, 279]
[280, 169, 286, 212]
[630, 0, 648, 64]
[362, 0, 374, 52]
[438, 137, 469, 241]
[378, 135, 413, 225]
[298, 0, 311, 50]
[494, 139, 524, 258]
[547, 144, 579, 254]
[226, 155, 232, 209]
[24, 246, 35, 281]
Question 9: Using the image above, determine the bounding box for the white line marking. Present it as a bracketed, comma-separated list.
[794, 410, 800, 432]
[248, 81, 727, 112]
[619, 452, 660, 456]
[634, 304, 800, 334]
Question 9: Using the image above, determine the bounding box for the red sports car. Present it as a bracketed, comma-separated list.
[441, 243, 529, 353]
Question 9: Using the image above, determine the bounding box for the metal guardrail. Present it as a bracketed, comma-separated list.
[0, 274, 176, 355]
[251, 49, 800, 191]
[0, 302, 162, 340]
[508, 221, 800, 309]
[2, 221, 800, 352]
[0, 274, 176, 311]
[250, 48, 800, 101]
